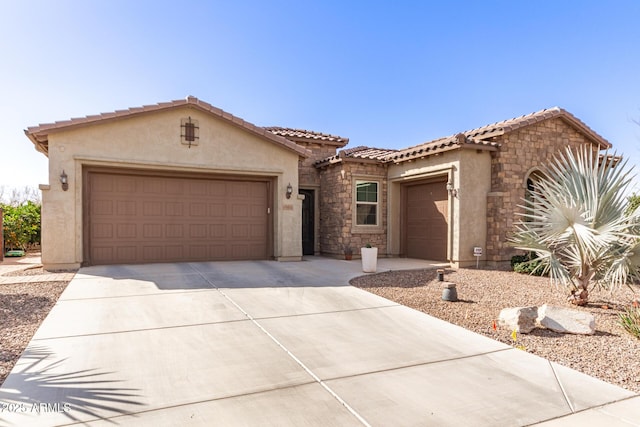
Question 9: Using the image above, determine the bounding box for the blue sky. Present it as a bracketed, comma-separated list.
[2, 1, 640, 193]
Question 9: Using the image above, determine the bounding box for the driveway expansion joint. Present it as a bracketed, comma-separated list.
[250, 303, 401, 321]
[32, 318, 253, 341]
[192, 268, 373, 427]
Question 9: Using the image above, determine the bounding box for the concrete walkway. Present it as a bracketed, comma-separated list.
[0, 252, 75, 284]
[0, 257, 638, 426]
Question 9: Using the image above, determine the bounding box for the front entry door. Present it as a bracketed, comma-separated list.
[299, 189, 315, 255]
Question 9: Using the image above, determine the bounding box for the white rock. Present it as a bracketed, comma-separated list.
[498, 306, 538, 333]
[536, 304, 595, 335]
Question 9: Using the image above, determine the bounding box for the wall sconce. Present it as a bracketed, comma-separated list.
[286, 183, 293, 199]
[446, 181, 458, 198]
[60, 170, 69, 191]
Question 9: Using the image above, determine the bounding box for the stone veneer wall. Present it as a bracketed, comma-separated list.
[297, 143, 340, 187]
[318, 161, 388, 257]
[486, 117, 601, 263]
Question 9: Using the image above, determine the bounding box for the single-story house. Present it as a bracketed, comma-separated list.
[25, 96, 611, 270]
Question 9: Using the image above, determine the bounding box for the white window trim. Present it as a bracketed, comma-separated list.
[352, 177, 384, 233]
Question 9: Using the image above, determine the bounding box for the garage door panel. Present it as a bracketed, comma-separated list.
[118, 224, 137, 239]
[87, 172, 269, 265]
[165, 246, 183, 259]
[142, 179, 163, 194]
[92, 200, 113, 215]
[142, 201, 162, 216]
[92, 223, 113, 239]
[210, 203, 226, 217]
[166, 224, 184, 238]
[405, 181, 448, 261]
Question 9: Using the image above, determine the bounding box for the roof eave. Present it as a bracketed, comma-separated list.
[388, 141, 498, 164]
[24, 97, 311, 159]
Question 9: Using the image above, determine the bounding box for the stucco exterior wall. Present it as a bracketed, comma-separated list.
[486, 117, 600, 264]
[387, 149, 492, 267]
[40, 106, 303, 269]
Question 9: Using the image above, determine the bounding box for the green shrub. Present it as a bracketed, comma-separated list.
[619, 307, 640, 340]
[2, 201, 41, 251]
[511, 252, 547, 276]
[620, 307, 640, 338]
[510, 253, 530, 268]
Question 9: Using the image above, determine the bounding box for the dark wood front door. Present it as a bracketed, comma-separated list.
[300, 189, 315, 255]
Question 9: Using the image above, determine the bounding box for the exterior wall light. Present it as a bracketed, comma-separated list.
[60, 170, 69, 191]
[286, 183, 293, 199]
[446, 181, 458, 198]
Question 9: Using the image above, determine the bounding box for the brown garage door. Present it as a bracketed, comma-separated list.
[404, 180, 448, 261]
[85, 170, 270, 265]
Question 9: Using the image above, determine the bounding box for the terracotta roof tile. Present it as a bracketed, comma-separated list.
[463, 107, 611, 148]
[265, 127, 349, 146]
[380, 107, 610, 165]
[386, 134, 499, 163]
[25, 96, 311, 158]
[314, 146, 398, 167]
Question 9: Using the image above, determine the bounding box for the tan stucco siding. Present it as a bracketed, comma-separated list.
[41, 107, 302, 268]
[387, 149, 492, 267]
[456, 150, 492, 266]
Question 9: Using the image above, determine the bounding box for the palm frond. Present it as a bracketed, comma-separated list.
[510, 146, 640, 295]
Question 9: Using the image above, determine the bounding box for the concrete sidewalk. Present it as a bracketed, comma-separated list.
[0, 257, 638, 426]
[0, 252, 75, 284]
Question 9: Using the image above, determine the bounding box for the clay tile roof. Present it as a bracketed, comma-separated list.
[265, 127, 349, 146]
[25, 96, 311, 158]
[343, 145, 398, 159]
[386, 134, 500, 163]
[314, 145, 398, 167]
[463, 107, 611, 149]
[385, 107, 611, 165]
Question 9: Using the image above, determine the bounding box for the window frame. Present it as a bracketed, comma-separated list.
[354, 179, 380, 227]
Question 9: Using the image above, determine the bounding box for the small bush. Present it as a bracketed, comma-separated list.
[2, 201, 41, 251]
[619, 307, 640, 340]
[511, 252, 547, 276]
[510, 254, 530, 268]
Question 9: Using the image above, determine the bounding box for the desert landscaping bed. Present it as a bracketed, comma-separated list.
[351, 268, 640, 394]
[0, 277, 70, 386]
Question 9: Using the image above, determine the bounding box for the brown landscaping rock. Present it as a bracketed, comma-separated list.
[498, 306, 538, 333]
[536, 304, 595, 335]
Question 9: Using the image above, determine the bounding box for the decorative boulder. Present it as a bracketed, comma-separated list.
[498, 306, 538, 333]
[536, 304, 595, 335]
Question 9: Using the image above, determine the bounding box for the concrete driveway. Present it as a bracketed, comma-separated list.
[1, 257, 638, 426]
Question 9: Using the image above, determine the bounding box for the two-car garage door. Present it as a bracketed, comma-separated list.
[85, 170, 270, 265]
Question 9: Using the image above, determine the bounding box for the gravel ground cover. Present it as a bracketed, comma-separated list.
[351, 268, 640, 394]
[0, 269, 71, 386]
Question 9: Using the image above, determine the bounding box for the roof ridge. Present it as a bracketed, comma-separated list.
[25, 96, 312, 158]
[265, 126, 349, 144]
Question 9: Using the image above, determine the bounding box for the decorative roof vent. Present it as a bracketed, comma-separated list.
[181, 116, 199, 148]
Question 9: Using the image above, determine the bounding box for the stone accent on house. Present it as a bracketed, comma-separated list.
[318, 161, 388, 257]
[298, 143, 339, 187]
[485, 117, 601, 264]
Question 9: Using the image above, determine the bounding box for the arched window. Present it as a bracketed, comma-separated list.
[524, 169, 546, 220]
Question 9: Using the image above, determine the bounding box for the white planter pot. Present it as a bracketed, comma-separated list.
[361, 247, 378, 273]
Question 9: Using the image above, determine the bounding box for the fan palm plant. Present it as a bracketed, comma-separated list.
[510, 146, 640, 305]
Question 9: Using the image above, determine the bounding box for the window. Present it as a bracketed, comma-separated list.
[356, 181, 378, 225]
[525, 170, 545, 221]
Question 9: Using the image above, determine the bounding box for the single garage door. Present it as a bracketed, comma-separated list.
[85, 170, 270, 265]
[404, 180, 448, 261]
